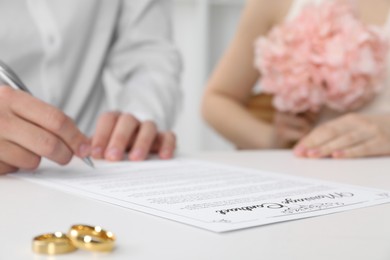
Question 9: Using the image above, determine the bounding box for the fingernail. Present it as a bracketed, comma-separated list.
[130, 149, 144, 161]
[91, 147, 103, 158]
[332, 150, 344, 159]
[307, 149, 321, 158]
[294, 146, 306, 156]
[106, 147, 122, 161]
[160, 149, 172, 159]
[79, 144, 91, 157]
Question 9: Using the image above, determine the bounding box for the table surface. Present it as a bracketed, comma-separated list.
[1, 150, 389, 260]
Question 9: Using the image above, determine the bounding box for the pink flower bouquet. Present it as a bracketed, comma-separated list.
[254, 0, 389, 114]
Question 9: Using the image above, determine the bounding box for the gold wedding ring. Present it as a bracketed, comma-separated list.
[68, 224, 116, 252]
[32, 232, 77, 255]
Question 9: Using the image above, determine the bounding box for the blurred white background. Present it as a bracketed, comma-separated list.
[172, 0, 245, 153]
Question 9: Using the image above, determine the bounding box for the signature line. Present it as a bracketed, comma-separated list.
[270, 201, 366, 218]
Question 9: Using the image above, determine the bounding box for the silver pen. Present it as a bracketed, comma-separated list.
[0, 59, 94, 168]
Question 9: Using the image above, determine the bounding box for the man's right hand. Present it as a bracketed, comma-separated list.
[0, 87, 91, 175]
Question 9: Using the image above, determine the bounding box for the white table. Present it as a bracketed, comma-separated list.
[1, 151, 390, 260]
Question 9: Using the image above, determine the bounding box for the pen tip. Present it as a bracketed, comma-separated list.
[82, 157, 95, 168]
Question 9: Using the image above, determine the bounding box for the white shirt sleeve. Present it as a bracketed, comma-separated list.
[103, 0, 183, 131]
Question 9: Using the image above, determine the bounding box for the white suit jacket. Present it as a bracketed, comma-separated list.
[0, 0, 182, 134]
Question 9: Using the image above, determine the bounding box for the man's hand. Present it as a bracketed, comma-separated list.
[0, 87, 91, 175]
[91, 112, 176, 161]
[294, 113, 390, 158]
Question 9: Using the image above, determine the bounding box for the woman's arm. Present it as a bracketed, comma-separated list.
[202, 0, 293, 149]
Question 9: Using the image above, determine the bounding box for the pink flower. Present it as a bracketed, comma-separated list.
[254, 0, 388, 113]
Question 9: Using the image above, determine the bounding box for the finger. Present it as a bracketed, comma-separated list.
[8, 90, 90, 157]
[158, 132, 176, 160]
[0, 161, 18, 175]
[129, 121, 157, 161]
[295, 114, 370, 157]
[105, 114, 139, 161]
[0, 140, 41, 170]
[91, 112, 120, 159]
[295, 119, 349, 157]
[299, 124, 340, 148]
[314, 130, 374, 158]
[333, 139, 390, 159]
[1, 117, 73, 165]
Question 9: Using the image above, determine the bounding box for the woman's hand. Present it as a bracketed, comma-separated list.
[294, 113, 390, 159]
[272, 112, 317, 148]
[91, 112, 176, 161]
[0, 88, 91, 175]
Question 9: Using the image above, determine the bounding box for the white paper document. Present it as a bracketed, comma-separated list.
[15, 159, 390, 232]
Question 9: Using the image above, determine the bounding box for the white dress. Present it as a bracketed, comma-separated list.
[286, 0, 390, 123]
